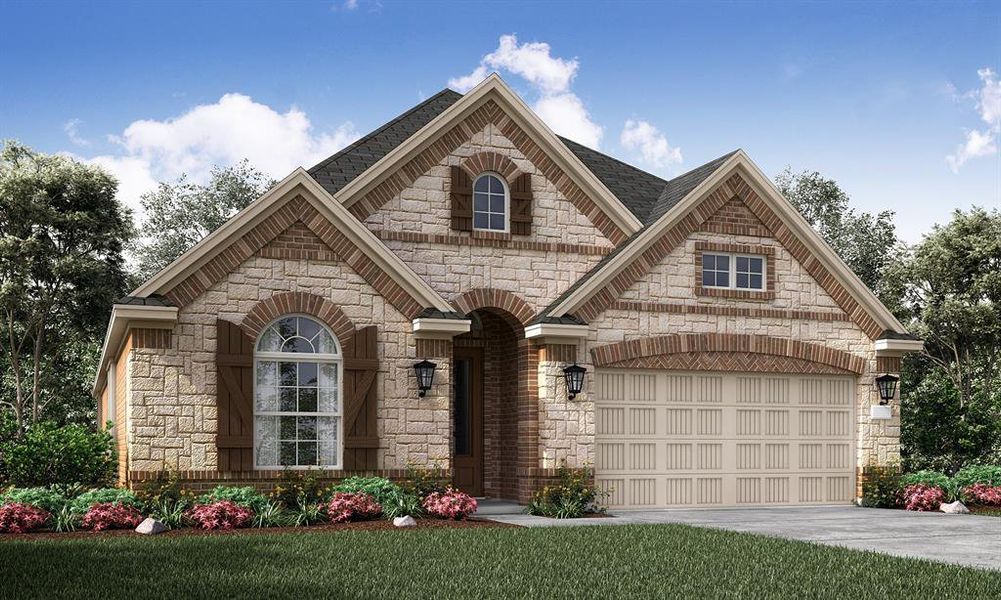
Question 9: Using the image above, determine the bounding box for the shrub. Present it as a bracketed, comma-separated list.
[963, 483, 1001, 507]
[899, 470, 957, 501]
[382, 490, 424, 519]
[288, 500, 325, 527]
[135, 470, 189, 508]
[860, 465, 901, 508]
[54, 505, 78, 532]
[326, 492, 382, 523]
[198, 486, 269, 513]
[148, 498, 188, 530]
[899, 484, 946, 511]
[187, 501, 253, 530]
[81, 503, 143, 531]
[71, 488, 140, 513]
[954, 465, 1001, 488]
[1, 487, 67, 514]
[333, 476, 402, 507]
[0, 503, 50, 533]
[0, 421, 115, 487]
[423, 488, 477, 520]
[404, 463, 449, 499]
[528, 464, 606, 518]
[251, 501, 287, 528]
[270, 470, 327, 508]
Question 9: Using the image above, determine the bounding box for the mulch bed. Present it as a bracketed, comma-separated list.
[0, 517, 518, 542]
[969, 505, 1001, 517]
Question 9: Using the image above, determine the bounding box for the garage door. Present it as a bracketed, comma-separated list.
[594, 370, 856, 508]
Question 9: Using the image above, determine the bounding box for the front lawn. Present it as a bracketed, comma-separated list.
[1, 524, 998, 598]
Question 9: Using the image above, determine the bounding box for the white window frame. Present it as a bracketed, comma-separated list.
[472, 172, 510, 233]
[701, 252, 767, 291]
[253, 314, 343, 470]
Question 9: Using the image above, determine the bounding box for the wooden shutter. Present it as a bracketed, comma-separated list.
[215, 319, 255, 471]
[343, 326, 380, 470]
[450, 166, 473, 231]
[509, 172, 533, 236]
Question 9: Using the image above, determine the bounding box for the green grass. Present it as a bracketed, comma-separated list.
[0, 524, 998, 599]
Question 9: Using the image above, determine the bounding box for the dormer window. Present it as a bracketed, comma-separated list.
[473, 173, 508, 232]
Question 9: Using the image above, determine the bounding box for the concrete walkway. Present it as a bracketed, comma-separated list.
[485, 505, 1001, 570]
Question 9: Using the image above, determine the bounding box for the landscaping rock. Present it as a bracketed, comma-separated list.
[393, 516, 417, 528]
[135, 518, 168, 534]
[940, 501, 970, 514]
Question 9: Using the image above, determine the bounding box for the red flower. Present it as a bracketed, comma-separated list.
[81, 502, 143, 531]
[964, 483, 1001, 507]
[422, 488, 477, 520]
[186, 500, 253, 530]
[0, 503, 50, 533]
[899, 484, 946, 511]
[325, 492, 381, 523]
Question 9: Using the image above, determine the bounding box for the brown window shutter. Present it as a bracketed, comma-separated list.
[509, 172, 533, 236]
[215, 319, 255, 471]
[342, 326, 380, 470]
[450, 166, 473, 231]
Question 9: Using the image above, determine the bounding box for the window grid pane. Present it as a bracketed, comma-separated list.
[473, 174, 507, 231]
[735, 254, 765, 290]
[702, 252, 766, 291]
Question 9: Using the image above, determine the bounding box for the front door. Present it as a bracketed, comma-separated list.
[452, 347, 483, 496]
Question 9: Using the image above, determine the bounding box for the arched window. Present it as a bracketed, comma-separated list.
[473, 173, 508, 232]
[254, 315, 341, 469]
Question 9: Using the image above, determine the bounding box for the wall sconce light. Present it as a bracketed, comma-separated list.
[874, 373, 899, 406]
[413, 360, 436, 398]
[563, 363, 587, 401]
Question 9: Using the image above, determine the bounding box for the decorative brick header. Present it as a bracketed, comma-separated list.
[607, 352, 854, 375]
[415, 338, 451, 358]
[241, 291, 356, 352]
[539, 343, 578, 363]
[163, 195, 425, 319]
[452, 288, 536, 327]
[591, 333, 865, 374]
[609, 300, 849, 323]
[876, 356, 901, 373]
[460, 151, 522, 182]
[131, 328, 171, 349]
[258, 221, 338, 262]
[348, 100, 629, 245]
[372, 229, 611, 256]
[700, 197, 768, 237]
[694, 241, 776, 301]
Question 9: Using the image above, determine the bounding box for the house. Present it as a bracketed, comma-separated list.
[92, 75, 922, 507]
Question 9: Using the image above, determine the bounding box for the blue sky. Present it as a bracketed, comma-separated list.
[1, 0, 998, 242]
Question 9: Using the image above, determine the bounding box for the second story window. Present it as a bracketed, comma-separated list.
[702, 252, 766, 291]
[473, 173, 508, 232]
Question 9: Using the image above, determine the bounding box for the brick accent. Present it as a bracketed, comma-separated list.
[540, 343, 578, 363]
[258, 221, 338, 261]
[460, 151, 522, 182]
[452, 288, 536, 326]
[694, 241, 777, 301]
[591, 333, 866, 374]
[876, 356, 902, 373]
[609, 300, 849, 322]
[415, 338, 451, 358]
[575, 173, 887, 340]
[131, 328, 172, 349]
[348, 100, 630, 245]
[372, 228, 611, 256]
[240, 291, 356, 351]
[700, 197, 768, 237]
[605, 352, 854, 375]
[128, 469, 411, 494]
[163, 195, 425, 319]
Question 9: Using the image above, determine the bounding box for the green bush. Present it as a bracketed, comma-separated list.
[2, 486, 68, 513]
[528, 464, 606, 519]
[0, 421, 115, 487]
[382, 490, 424, 519]
[71, 488, 141, 513]
[134, 470, 186, 507]
[900, 470, 958, 501]
[198, 486, 269, 512]
[860, 465, 901, 508]
[333, 476, 402, 507]
[954, 465, 1001, 487]
[270, 470, 327, 508]
[404, 463, 449, 499]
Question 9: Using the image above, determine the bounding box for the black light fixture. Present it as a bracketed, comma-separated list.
[414, 360, 436, 398]
[874, 373, 899, 405]
[563, 363, 587, 401]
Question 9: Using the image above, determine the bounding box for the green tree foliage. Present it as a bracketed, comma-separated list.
[0, 141, 132, 433]
[0, 419, 116, 487]
[132, 160, 275, 282]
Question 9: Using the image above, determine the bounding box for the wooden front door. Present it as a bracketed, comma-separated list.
[452, 347, 483, 496]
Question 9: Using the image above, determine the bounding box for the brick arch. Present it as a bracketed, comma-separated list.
[590, 333, 865, 375]
[452, 288, 536, 327]
[241, 291, 355, 352]
[459, 151, 522, 183]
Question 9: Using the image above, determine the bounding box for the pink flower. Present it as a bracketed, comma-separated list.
[899, 484, 946, 511]
[0, 503, 50, 533]
[964, 483, 1001, 507]
[422, 488, 477, 520]
[81, 502, 144, 531]
[186, 500, 253, 530]
[325, 492, 381, 523]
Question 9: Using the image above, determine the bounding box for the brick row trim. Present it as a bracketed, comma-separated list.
[127, 469, 412, 493]
[131, 328, 172, 349]
[415, 338, 452, 358]
[591, 333, 865, 374]
[539, 343, 578, 363]
[372, 228, 612, 256]
[452, 288, 536, 327]
[876, 356, 902, 373]
[459, 151, 522, 182]
[699, 197, 769, 237]
[348, 100, 628, 245]
[241, 291, 356, 352]
[608, 300, 849, 322]
[605, 352, 854, 374]
[694, 241, 777, 301]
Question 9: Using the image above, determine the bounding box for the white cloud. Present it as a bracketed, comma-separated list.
[79, 93, 359, 215]
[946, 68, 1001, 172]
[449, 34, 603, 148]
[620, 119, 683, 171]
[63, 118, 90, 147]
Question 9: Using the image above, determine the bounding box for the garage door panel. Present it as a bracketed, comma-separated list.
[595, 369, 856, 509]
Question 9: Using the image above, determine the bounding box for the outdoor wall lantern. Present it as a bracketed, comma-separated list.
[874, 373, 899, 406]
[563, 363, 587, 401]
[414, 360, 436, 398]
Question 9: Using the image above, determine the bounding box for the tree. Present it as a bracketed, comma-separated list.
[775, 168, 901, 309]
[132, 160, 275, 282]
[0, 141, 133, 434]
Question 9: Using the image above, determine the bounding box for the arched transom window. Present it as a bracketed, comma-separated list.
[473, 173, 508, 232]
[254, 315, 341, 469]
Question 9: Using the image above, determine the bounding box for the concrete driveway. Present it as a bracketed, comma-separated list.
[487, 506, 1001, 570]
